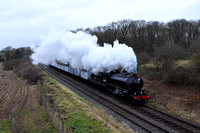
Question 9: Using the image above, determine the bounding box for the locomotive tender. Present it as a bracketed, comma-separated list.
[50, 61, 149, 105]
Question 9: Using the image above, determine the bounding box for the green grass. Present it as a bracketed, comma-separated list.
[18, 105, 57, 133]
[41, 113, 57, 133]
[67, 112, 110, 133]
[0, 120, 12, 133]
[42, 75, 112, 133]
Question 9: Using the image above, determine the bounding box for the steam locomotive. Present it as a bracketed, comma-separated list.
[50, 61, 149, 105]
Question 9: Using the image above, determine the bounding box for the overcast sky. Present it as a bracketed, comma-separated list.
[0, 0, 200, 50]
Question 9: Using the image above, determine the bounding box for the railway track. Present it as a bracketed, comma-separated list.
[40, 64, 200, 133]
[139, 106, 200, 132]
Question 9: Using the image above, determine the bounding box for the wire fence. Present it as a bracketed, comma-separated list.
[38, 81, 73, 133]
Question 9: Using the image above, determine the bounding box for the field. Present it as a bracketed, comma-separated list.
[0, 65, 23, 132]
[0, 63, 57, 133]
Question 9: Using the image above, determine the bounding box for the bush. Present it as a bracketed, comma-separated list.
[15, 56, 39, 85]
[154, 42, 186, 71]
[136, 52, 151, 65]
[139, 65, 163, 80]
[28, 68, 39, 85]
[15, 56, 32, 77]
[192, 53, 200, 70]
[3, 59, 20, 70]
[196, 74, 200, 87]
[163, 66, 199, 86]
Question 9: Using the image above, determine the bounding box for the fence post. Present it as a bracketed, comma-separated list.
[62, 120, 64, 133]
[56, 116, 59, 131]
[39, 81, 73, 133]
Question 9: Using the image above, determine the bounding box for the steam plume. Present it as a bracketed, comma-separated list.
[31, 31, 137, 74]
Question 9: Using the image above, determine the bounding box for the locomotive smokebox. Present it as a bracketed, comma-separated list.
[126, 76, 143, 91]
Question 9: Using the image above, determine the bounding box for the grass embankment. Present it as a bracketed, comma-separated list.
[41, 75, 135, 133]
[0, 120, 12, 133]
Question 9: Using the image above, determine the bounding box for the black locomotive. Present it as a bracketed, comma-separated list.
[90, 72, 149, 105]
[50, 62, 149, 105]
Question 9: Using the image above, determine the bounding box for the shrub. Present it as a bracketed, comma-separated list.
[136, 52, 151, 65]
[196, 74, 200, 87]
[28, 68, 39, 85]
[153, 42, 186, 71]
[3, 59, 20, 70]
[163, 66, 199, 86]
[139, 65, 163, 80]
[14, 56, 39, 85]
[192, 53, 200, 70]
[15, 56, 32, 77]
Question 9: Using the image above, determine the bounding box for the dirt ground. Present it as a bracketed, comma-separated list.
[0, 65, 19, 118]
[0, 62, 57, 133]
[144, 78, 200, 124]
[16, 84, 57, 133]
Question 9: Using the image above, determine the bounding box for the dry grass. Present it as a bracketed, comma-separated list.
[0, 62, 57, 132]
[174, 59, 194, 68]
[0, 119, 12, 133]
[144, 78, 200, 124]
[42, 75, 136, 133]
[16, 85, 57, 133]
[59, 84, 135, 133]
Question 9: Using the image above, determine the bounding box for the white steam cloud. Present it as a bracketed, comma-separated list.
[31, 31, 137, 74]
